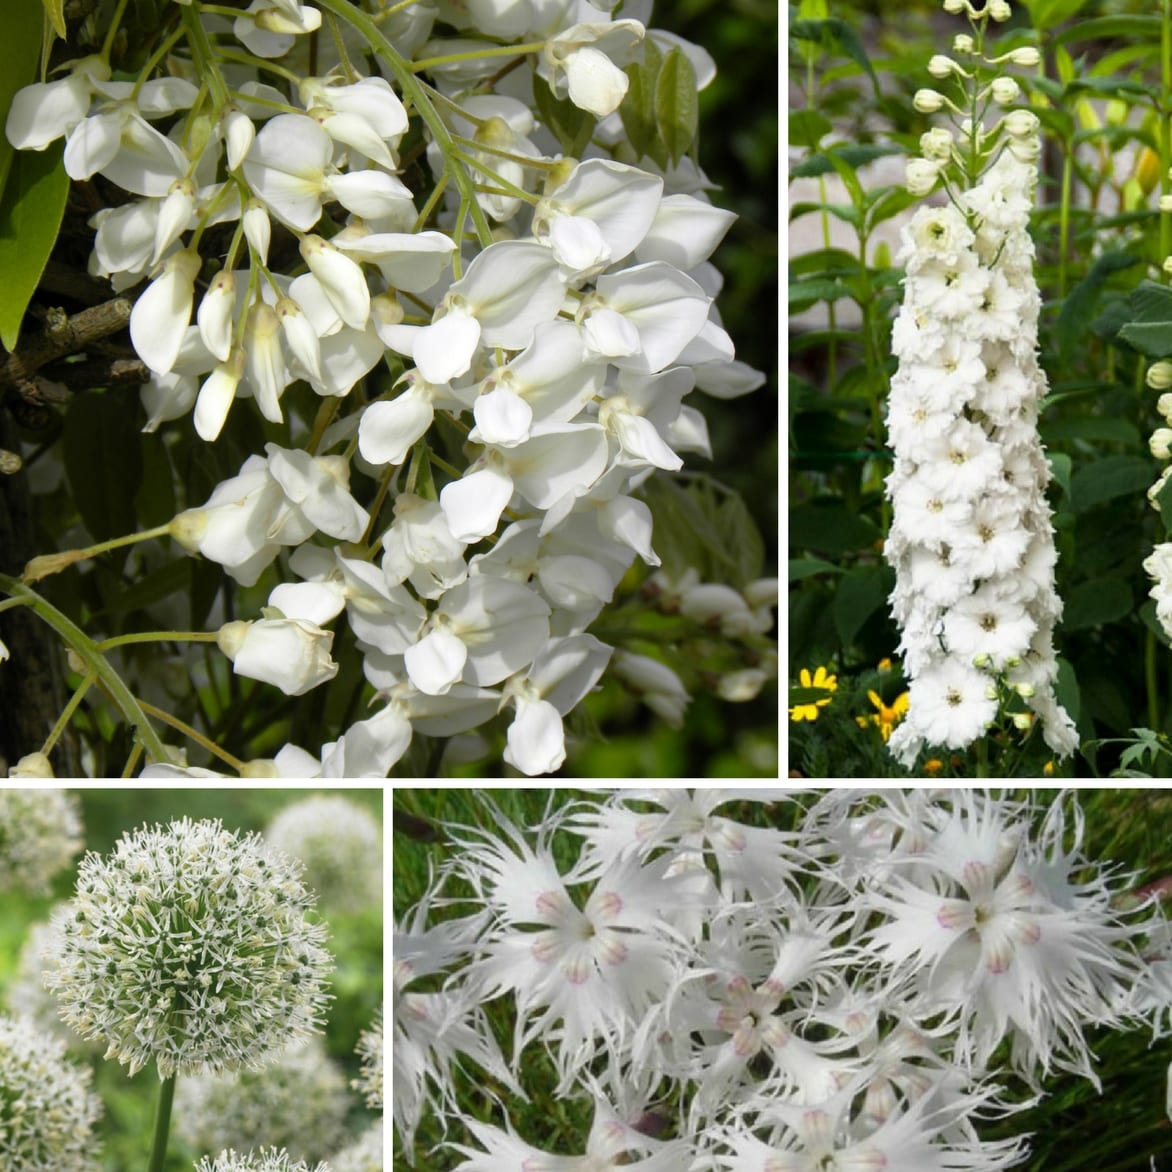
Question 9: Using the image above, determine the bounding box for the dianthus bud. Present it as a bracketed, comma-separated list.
[1151, 428, 1172, 461]
[990, 76, 1020, 105]
[914, 88, 947, 113]
[1148, 361, 1172, 390]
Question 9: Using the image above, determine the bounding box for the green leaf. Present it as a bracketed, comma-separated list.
[789, 19, 878, 93]
[789, 557, 844, 582]
[1041, 417, 1141, 447]
[0, 5, 43, 200]
[716, 488, 766, 587]
[1062, 576, 1133, 630]
[1053, 14, 1164, 45]
[619, 38, 662, 159]
[40, 0, 67, 39]
[654, 47, 698, 167]
[1117, 320, 1172, 358]
[1048, 451, 1072, 499]
[790, 144, 901, 178]
[1024, 0, 1093, 31]
[1068, 454, 1155, 513]
[0, 144, 69, 352]
[1055, 249, 1142, 359]
[788, 110, 832, 151]
[1156, 475, 1172, 535]
[789, 278, 852, 308]
[1055, 657, 1080, 724]
[789, 504, 879, 555]
[62, 391, 144, 543]
[833, 565, 892, 648]
[532, 75, 595, 157]
[789, 686, 833, 705]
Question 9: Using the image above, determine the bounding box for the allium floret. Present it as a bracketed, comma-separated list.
[0, 789, 83, 896]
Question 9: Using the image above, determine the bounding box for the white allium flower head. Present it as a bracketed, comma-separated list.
[174, 1038, 351, 1161]
[0, 1012, 103, 1171]
[265, 796, 382, 914]
[45, 817, 332, 1078]
[0, 789, 83, 896]
[352, 1009, 383, 1111]
[327, 1120, 382, 1172]
[194, 1150, 330, 1172]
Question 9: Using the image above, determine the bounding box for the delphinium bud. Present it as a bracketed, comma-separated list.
[45, 817, 332, 1078]
[265, 796, 381, 915]
[1148, 361, 1172, 390]
[0, 789, 82, 896]
[0, 1012, 103, 1170]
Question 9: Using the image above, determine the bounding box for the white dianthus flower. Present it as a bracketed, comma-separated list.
[0, 1012, 103, 1171]
[352, 1010, 384, 1112]
[45, 817, 332, 1078]
[195, 1150, 330, 1172]
[0, 789, 83, 896]
[174, 1039, 351, 1161]
[265, 796, 382, 914]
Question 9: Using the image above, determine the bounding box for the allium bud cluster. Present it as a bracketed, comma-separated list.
[45, 817, 332, 1078]
[884, 149, 1078, 767]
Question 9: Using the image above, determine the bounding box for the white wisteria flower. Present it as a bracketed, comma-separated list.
[45, 817, 332, 1078]
[0, 788, 83, 896]
[0, 1013, 103, 1171]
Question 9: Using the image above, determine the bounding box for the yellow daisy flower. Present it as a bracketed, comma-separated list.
[789, 666, 837, 722]
[861, 689, 910, 743]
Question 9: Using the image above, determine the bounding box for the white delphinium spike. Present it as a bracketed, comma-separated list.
[885, 139, 1077, 768]
[44, 817, 332, 1078]
[0, 789, 83, 895]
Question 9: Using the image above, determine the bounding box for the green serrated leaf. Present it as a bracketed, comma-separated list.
[789, 19, 878, 93]
[1055, 249, 1142, 359]
[0, 143, 69, 352]
[654, 47, 698, 167]
[0, 5, 42, 201]
[63, 391, 144, 543]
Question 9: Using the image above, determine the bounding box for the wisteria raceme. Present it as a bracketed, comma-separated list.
[391, 790, 1172, 1169]
[1, 0, 770, 778]
[884, 144, 1077, 768]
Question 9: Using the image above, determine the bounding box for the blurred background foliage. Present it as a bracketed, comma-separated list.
[788, 0, 1172, 777]
[0, 787, 383, 1172]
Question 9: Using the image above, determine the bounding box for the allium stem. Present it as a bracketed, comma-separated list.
[147, 1073, 176, 1172]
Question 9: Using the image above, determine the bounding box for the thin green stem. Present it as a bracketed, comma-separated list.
[0, 574, 170, 763]
[1058, 149, 1073, 299]
[96, 631, 220, 653]
[147, 1073, 176, 1172]
[101, 0, 132, 59]
[43, 672, 97, 757]
[315, 0, 494, 247]
[137, 699, 248, 774]
[1147, 627, 1160, 732]
[180, 4, 230, 107]
[413, 42, 545, 72]
[23, 522, 174, 583]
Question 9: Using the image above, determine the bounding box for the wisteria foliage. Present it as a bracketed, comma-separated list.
[393, 789, 1172, 1170]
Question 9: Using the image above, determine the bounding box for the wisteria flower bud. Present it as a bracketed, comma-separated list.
[243, 198, 271, 265]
